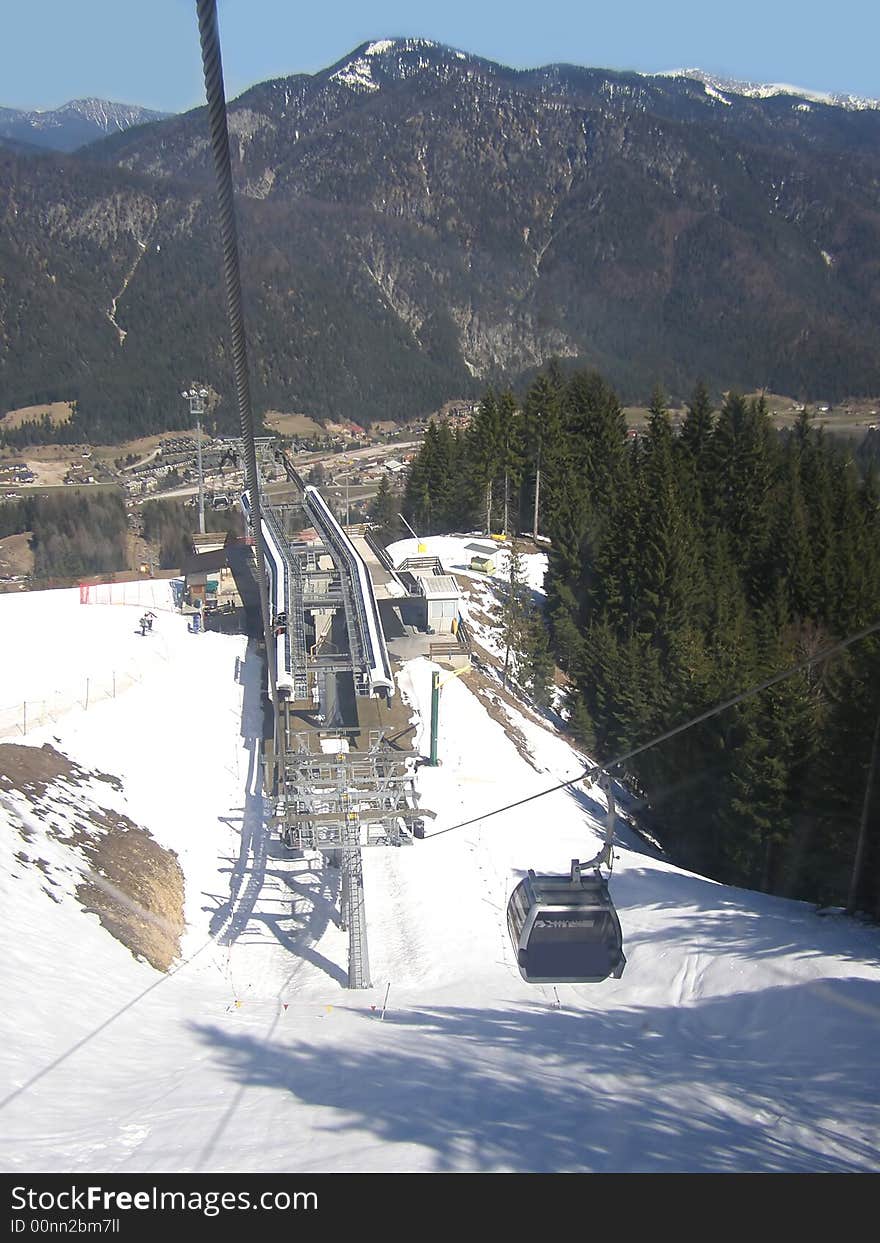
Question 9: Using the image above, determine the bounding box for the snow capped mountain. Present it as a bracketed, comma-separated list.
[0, 97, 172, 153]
[657, 67, 880, 112]
[325, 37, 479, 92]
[5, 38, 880, 432]
[314, 40, 880, 115]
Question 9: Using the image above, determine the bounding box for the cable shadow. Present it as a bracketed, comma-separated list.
[208, 735, 267, 946]
[189, 977, 880, 1171]
[204, 638, 348, 984]
[206, 636, 272, 946]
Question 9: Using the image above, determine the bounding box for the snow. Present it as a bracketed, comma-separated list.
[386, 533, 548, 595]
[703, 82, 732, 106]
[330, 57, 379, 92]
[386, 533, 548, 665]
[657, 68, 880, 112]
[2, 579, 880, 1172]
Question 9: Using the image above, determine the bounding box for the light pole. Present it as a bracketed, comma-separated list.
[182, 386, 209, 535]
[397, 512, 426, 553]
[533, 428, 542, 542]
[428, 662, 471, 765]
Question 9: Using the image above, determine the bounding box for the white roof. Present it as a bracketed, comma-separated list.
[418, 574, 460, 598]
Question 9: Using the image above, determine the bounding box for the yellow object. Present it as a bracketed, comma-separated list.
[490, 533, 507, 542]
[417, 542, 427, 552]
[439, 662, 471, 689]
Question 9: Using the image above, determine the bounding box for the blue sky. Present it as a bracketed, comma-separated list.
[3, 0, 877, 113]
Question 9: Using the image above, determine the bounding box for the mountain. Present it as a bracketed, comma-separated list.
[2, 40, 880, 438]
[658, 68, 880, 113]
[0, 98, 172, 154]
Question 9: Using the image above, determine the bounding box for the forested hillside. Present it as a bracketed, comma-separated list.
[141, 499, 242, 569]
[3, 40, 880, 439]
[0, 491, 129, 580]
[402, 369, 880, 913]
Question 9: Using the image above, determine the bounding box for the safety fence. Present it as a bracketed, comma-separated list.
[78, 579, 179, 609]
[0, 666, 151, 740]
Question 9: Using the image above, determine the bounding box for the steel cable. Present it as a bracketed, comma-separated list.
[195, 0, 278, 708]
[426, 616, 880, 840]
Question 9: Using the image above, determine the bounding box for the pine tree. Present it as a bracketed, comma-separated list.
[678, 379, 715, 532]
[521, 368, 564, 537]
[520, 604, 556, 709]
[710, 392, 777, 601]
[492, 537, 531, 689]
[468, 389, 503, 534]
[566, 692, 597, 753]
[772, 442, 814, 621]
[798, 425, 837, 624]
[634, 385, 703, 646]
[497, 390, 525, 537]
[369, 474, 400, 545]
[680, 380, 715, 465]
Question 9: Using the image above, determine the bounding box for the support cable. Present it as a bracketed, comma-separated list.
[195, 0, 279, 734]
[425, 617, 880, 840]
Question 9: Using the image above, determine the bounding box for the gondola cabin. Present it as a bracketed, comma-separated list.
[507, 862, 626, 984]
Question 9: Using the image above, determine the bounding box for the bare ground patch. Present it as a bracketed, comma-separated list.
[75, 814, 185, 973]
[463, 658, 542, 772]
[0, 742, 122, 797]
[0, 743, 183, 971]
[264, 411, 325, 436]
[1, 401, 74, 429]
[0, 532, 34, 578]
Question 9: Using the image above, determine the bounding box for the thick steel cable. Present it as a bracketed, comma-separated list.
[426, 616, 880, 839]
[195, 0, 278, 712]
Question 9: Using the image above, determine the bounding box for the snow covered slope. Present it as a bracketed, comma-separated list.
[1, 580, 879, 1172]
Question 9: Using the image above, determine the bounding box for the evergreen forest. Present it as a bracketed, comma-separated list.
[402, 367, 880, 915]
[141, 500, 243, 570]
[0, 490, 129, 581]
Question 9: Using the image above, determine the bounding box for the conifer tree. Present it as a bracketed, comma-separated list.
[797, 425, 837, 622]
[369, 475, 401, 545]
[635, 386, 703, 646]
[521, 369, 565, 537]
[493, 537, 531, 688]
[468, 389, 503, 534]
[497, 390, 525, 537]
[709, 392, 777, 602]
[566, 693, 597, 753]
[678, 380, 715, 531]
[520, 604, 556, 709]
[772, 443, 814, 621]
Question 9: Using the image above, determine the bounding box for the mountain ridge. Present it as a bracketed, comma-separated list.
[0, 98, 173, 154]
[2, 39, 880, 437]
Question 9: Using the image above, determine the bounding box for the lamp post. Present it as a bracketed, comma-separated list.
[397, 512, 426, 554]
[182, 386, 209, 535]
[533, 429, 542, 542]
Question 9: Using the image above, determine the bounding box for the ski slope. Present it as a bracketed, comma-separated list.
[1, 579, 879, 1173]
